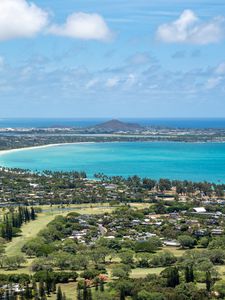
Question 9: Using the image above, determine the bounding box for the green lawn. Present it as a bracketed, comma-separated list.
[159, 246, 186, 257]
[5, 212, 62, 256]
[49, 283, 77, 300]
[131, 267, 165, 278]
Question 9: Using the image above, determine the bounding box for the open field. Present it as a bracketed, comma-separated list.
[6, 213, 59, 256]
[49, 283, 77, 300]
[131, 267, 165, 278]
[158, 246, 186, 257]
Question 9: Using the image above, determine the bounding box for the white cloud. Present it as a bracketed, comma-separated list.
[125, 74, 137, 87]
[0, 0, 48, 41]
[156, 9, 224, 45]
[86, 78, 99, 89]
[106, 77, 119, 88]
[215, 62, 225, 75]
[128, 53, 150, 65]
[49, 12, 112, 41]
[205, 77, 223, 89]
[0, 56, 4, 68]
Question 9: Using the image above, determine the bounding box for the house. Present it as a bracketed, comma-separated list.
[193, 207, 206, 213]
[194, 229, 208, 237]
[211, 228, 223, 235]
[163, 240, 181, 247]
[105, 235, 115, 239]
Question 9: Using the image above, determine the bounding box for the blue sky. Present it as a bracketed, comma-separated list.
[0, 0, 225, 118]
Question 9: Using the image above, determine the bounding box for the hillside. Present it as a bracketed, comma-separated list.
[93, 119, 144, 132]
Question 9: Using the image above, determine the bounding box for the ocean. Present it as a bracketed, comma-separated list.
[1, 118, 225, 129]
[0, 142, 225, 183]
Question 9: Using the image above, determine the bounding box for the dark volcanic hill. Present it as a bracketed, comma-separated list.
[93, 119, 144, 132]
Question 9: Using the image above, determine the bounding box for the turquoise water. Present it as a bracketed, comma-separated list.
[0, 142, 225, 182]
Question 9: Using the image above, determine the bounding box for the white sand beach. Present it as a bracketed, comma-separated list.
[0, 142, 95, 156]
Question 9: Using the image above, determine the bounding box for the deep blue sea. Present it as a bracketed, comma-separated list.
[0, 142, 225, 183]
[1, 118, 225, 129]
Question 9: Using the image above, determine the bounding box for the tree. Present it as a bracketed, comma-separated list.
[56, 286, 63, 300]
[214, 280, 225, 298]
[39, 280, 46, 298]
[158, 179, 172, 192]
[185, 265, 194, 283]
[142, 179, 156, 190]
[136, 253, 152, 268]
[73, 254, 89, 270]
[87, 288, 92, 300]
[24, 283, 32, 299]
[208, 249, 225, 264]
[163, 267, 180, 288]
[209, 237, 225, 250]
[45, 271, 53, 295]
[77, 285, 82, 300]
[88, 247, 109, 266]
[93, 291, 117, 300]
[114, 280, 133, 300]
[135, 237, 162, 253]
[32, 280, 39, 300]
[4, 255, 27, 270]
[112, 264, 131, 279]
[206, 270, 212, 292]
[83, 281, 88, 300]
[30, 207, 36, 220]
[99, 278, 104, 292]
[175, 282, 207, 300]
[178, 235, 196, 249]
[150, 251, 176, 267]
[52, 252, 73, 270]
[137, 290, 165, 300]
[119, 250, 134, 265]
[199, 237, 209, 248]
[0, 240, 5, 256]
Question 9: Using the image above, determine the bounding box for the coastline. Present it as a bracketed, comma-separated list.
[0, 142, 95, 156]
[0, 140, 224, 182]
[0, 139, 225, 156]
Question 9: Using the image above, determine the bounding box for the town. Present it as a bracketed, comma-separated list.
[1, 168, 225, 299]
[1, 119, 225, 151]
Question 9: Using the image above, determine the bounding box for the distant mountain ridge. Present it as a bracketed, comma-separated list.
[93, 119, 144, 132]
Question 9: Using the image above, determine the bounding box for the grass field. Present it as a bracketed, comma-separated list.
[131, 267, 165, 278]
[6, 213, 58, 256]
[49, 283, 77, 300]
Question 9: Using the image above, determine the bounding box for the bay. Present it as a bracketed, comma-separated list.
[0, 142, 225, 182]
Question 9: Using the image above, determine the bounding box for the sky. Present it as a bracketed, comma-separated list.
[0, 0, 225, 118]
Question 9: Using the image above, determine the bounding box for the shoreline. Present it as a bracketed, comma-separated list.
[0, 142, 95, 156]
[0, 139, 225, 156]
[0, 141, 224, 183]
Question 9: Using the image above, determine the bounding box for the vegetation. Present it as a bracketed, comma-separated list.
[0, 169, 225, 298]
[1, 123, 225, 151]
